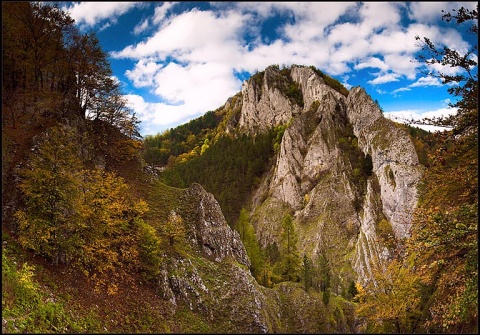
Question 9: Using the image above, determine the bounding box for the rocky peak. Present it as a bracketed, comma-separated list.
[239, 65, 302, 134]
[184, 183, 250, 267]
[345, 87, 424, 239]
[244, 65, 424, 284]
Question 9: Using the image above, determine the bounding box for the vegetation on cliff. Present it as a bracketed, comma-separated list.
[355, 5, 477, 333]
[2, 2, 477, 334]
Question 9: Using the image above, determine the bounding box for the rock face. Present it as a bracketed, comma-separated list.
[155, 182, 352, 333]
[155, 64, 424, 332]
[156, 183, 270, 333]
[239, 66, 302, 134]
[185, 183, 250, 266]
[240, 65, 424, 284]
[346, 87, 424, 239]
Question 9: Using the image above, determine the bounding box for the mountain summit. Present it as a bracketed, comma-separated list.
[230, 65, 424, 282]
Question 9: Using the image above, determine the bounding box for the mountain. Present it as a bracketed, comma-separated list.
[158, 64, 424, 287]
[240, 65, 424, 284]
[3, 63, 473, 333]
[137, 64, 425, 332]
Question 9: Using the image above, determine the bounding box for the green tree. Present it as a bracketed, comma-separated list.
[302, 254, 313, 292]
[406, 5, 478, 332]
[137, 218, 163, 281]
[235, 208, 265, 282]
[317, 251, 331, 293]
[277, 214, 301, 282]
[347, 280, 358, 300]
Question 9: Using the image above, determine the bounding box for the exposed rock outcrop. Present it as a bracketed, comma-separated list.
[240, 65, 424, 284]
[184, 183, 250, 266]
[346, 87, 424, 239]
[154, 181, 355, 333]
[154, 64, 424, 331]
[240, 66, 302, 134]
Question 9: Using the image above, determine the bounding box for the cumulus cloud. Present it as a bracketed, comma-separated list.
[408, 1, 478, 23]
[409, 76, 443, 87]
[368, 73, 401, 85]
[355, 57, 389, 71]
[152, 2, 175, 25]
[62, 2, 143, 29]
[384, 107, 457, 132]
[122, 62, 241, 133]
[102, 2, 473, 134]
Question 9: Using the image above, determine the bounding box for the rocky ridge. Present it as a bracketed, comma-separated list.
[239, 65, 424, 283]
[155, 181, 350, 333]
[161, 65, 424, 332]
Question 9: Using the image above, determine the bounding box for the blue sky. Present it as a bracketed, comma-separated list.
[58, 2, 478, 136]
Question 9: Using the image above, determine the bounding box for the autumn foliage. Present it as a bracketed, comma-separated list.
[3, 2, 152, 296]
[356, 5, 478, 333]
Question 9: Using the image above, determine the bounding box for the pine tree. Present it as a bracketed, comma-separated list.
[278, 214, 301, 282]
[235, 208, 265, 281]
[302, 254, 313, 292]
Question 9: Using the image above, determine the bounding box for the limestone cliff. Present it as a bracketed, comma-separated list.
[155, 182, 351, 333]
[151, 64, 424, 332]
[239, 65, 424, 284]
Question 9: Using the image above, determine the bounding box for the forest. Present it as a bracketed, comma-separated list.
[2, 2, 478, 333]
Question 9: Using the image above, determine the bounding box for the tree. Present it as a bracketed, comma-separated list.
[14, 125, 150, 294]
[316, 251, 331, 293]
[277, 214, 301, 282]
[15, 125, 84, 265]
[414, 5, 478, 138]
[162, 210, 186, 246]
[347, 280, 358, 300]
[235, 208, 265, 281]
[79, 168, 149, 295]
[355, 260, 424, 333]
[406, 5, 478, 332]
[302, 254, 313, 292]
[137, 218, 163, 281]
[2, 2, 77, 125]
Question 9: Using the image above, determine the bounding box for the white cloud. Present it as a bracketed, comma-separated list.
[125, 59, 163, 88]
[367, 73, 401, 85]
[409, 76, 443, 87]
[151, 62, 240, 105]
[355, 57, 389, 71]
[408, 2, 478, 23]
[133, 19, 149, 35]
[383, 53, 418, 80]
[392, 87, 411, 95]
[62, 2, 142, 29]
[359, 2, 402, 31]
[408, 2, 452, 23]
[123, 61, 242, 135]
[342, 75, 353, 90]
[152, 2, 175, 25]
[112, 9, 248, 61]
[384, 107, 457, 132]
[104, 2, 474, 134]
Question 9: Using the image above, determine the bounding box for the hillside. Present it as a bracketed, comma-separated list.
[2, 2, 477, 334]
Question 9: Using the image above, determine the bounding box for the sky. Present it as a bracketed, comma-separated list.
[58, 1, 478, 136]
